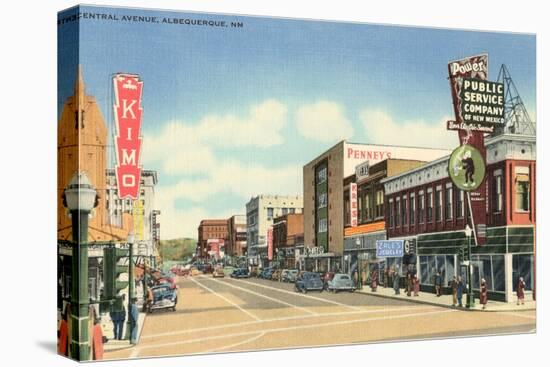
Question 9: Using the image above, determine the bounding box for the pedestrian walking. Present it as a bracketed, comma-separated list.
[456, 276, 465, 307]
[406, 273, 412, 297]
[450, 276, 458, 306]
[480, 278, 488, 310]
[435, 271, 443, 297]
[393, 268, 400, 295]
[384, 267, 390, 288]
[129, 296, 140, 344]
[413, 274, 420, 296]
[516, 277, 526, 305]
[370, 268, 378, 292]
[58, 304, 71, 356]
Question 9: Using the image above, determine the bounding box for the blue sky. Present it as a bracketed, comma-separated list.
[58, 5, 536, 239]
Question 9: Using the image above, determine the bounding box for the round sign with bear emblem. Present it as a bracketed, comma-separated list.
[448, 144, 486, 191]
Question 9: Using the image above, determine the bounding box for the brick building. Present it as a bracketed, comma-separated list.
[272, 213, 304, 268]
[226, 215, 247, 262]
[382, 133, 535, 302]
[197, 219, 229, 259]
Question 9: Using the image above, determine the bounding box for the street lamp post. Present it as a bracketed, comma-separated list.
[465, 225, 475, 308]
[356, 238, 362, 290]
[126, 232, 135, 342]
[63, 171, 97, 361]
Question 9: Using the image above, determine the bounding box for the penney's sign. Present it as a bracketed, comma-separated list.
[113, 74, 143, 199]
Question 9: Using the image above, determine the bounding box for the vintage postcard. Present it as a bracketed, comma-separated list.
[57, 4, 536, 361]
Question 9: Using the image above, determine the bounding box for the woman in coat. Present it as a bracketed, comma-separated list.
[516, 277, 526, 305]
[393, 269, 400, 295]
[413, 274, 420, 296]
[370, 269, 379, 292]
[479, 278, 488, 310]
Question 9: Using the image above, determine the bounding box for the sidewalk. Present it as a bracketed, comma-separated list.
[356, 285, 536, 312]
[103, 312, 147, 352]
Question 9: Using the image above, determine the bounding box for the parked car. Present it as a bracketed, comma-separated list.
[326, 273, 355, 293]
[190, 268, 200, 276]
[230, 268, 250, 278]
[271, 269, 282, 281]
[280, 269, 290, 282]
[294, 272, 324, 293]
[260, 268, 273, 279]
[283, 269, 299, 282]
[213, 265, 225, 278]
[149, 284, 177, 313]
[203, 264, 213, 274]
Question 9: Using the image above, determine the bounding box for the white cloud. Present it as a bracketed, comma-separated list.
[296, 101, 354, 142]
[143, 99, 287, 168]
[360, 109, 458, 149]
[155, 160, 302, 239]
[140, 99, 301, 239]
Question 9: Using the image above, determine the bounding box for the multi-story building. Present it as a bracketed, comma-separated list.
[246, 195, 303, 267]
[106, 169, 159, 258]
[342, 159, 427, 282]
[197, 219, 229, 259]
[303, 140, 449, 272]
[272, 213, 304, 269]
[226, 215, 247, 263]
[382, 133, 535, 302]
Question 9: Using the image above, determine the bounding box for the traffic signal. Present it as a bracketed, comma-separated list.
[458, 246, 466, 263]
[103, 246, 129, 311]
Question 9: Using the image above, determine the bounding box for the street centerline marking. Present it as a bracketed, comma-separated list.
[199, 275, 318, 316]
[227, 277, 363, 311]
[141, 304, 438, 340]
[190, 276, 261, 321]
[136, 308, 456, 352]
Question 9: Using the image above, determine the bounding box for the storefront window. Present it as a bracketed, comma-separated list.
[513, 254, 534, 291]
[419, 255, 455, 285]
[396, 198, 401, 227]
[470, 254, 505, 292]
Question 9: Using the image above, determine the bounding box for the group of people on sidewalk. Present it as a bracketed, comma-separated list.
[366, 266, 529, 310]
[57, 296, 141, 360]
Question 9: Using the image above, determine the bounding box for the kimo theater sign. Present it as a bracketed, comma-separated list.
[113, 73, 144, 199]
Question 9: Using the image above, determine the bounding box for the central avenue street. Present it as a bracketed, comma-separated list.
[105, 275, 535, 360]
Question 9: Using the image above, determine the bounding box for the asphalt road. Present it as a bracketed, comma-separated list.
[105, 274, 535, 360]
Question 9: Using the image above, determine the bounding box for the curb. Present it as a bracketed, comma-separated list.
[355, 289, 536, 312]
[103, 312, 147, 352]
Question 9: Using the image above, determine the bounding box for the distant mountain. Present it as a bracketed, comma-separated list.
[159, 238, 196, 261]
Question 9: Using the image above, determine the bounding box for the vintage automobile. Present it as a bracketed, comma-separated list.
[280, 269, 289, 282]
[149, 284, 178, 313]
[259, 267, 273, 279]
[294, 271, 324, 293]
[283, 269, 299, 282]
[230, 268, 250, 278]
[213, 265, 225, 278]
[326, 273, 355, 293]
